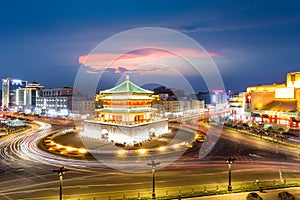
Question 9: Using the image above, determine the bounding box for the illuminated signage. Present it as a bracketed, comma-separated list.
[246, 93, 251, 103]
[275, 87, 294, 99]
[11, 79, 25, 86]
[212, 90, 224, 93]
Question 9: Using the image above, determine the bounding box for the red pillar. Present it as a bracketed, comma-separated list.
[269, 116, 273, 124]
[274, 115, 277, 124]
[232, 110, 236, 120]
[290, 117, 294, 127]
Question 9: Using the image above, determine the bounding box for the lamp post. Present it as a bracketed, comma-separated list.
[53, 166, 69, 200]
[226, 157, 236, 192]
[147, 160, 160, 199]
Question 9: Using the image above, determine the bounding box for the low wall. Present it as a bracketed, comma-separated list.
[80, 119, 168, 145]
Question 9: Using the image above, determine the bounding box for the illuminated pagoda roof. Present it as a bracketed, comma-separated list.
[101, 75, 153, 94]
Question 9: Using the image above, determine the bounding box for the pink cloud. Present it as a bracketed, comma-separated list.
[79, 48, 225, 75]
[121, 46, 225, 58]
[79, 53, 140, 64]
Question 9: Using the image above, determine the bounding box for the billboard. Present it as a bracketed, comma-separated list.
[275, 87, 294, 99]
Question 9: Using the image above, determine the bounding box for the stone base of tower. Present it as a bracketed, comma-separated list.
[80, 119, 168, 146]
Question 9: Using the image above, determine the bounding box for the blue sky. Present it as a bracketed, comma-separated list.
[0, 0, 300, 93]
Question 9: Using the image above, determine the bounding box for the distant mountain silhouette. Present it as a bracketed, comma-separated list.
[141, 83, 163, 91]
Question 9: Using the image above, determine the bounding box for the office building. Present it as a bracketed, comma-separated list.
[36, 87, 73, 115]
[16, 82, 43, 109]
[2, 78, 27, 109]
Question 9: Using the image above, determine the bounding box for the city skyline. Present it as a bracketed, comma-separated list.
[1, 2, 300, 199]
[0, 1, 300, 93]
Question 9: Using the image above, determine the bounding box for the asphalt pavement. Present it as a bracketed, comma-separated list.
[1, 119, 300, 199]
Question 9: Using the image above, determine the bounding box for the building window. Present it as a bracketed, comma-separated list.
[291, 74, 295, 82]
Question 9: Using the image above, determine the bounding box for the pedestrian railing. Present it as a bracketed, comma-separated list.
[48, 178, 300, 200]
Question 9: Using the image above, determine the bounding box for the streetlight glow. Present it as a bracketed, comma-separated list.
[137, 148, 147, 154]
[78, 148, 87, 154]
[158, 146, 166, 151]
[66, 146, 76, 151]
[117, 149, 127, 156]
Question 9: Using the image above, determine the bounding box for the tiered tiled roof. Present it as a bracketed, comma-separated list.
[101, 75, 153, 94]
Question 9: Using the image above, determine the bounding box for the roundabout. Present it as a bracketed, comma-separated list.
[39, 122, 205, 162]
[1, 117, 300, 199]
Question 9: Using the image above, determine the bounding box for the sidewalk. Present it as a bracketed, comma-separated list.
[186, 187, 300, 200]
[226, 126, 300, 150]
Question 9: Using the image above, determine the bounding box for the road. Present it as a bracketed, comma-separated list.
[0, 119, 299, 199]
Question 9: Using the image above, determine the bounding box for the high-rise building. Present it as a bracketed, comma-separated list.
[211, 90, 228, 105]
[16, 82, 43, 108]
[196, 91, 211, 105]
[2, 78, 28, 108]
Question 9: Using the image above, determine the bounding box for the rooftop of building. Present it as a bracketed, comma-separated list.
[288, 71, 300, 75]
[101, 75, 153, 94]
[258, 100, 298, 112]
[247, 83, 286, 92]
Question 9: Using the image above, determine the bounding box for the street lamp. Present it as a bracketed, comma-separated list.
[147, 160, 160, 199]
[226, 157, 236, 192]
[53, 166, 69, 200]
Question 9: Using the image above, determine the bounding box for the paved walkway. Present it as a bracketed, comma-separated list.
[186, 187, 300, 199]
[53, 127, 185, 151]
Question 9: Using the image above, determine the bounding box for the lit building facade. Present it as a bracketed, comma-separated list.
[155, 100, 184, 114]
[72, 99, 95, 116]
[36, 87, 73, 115]
[196, 90, 228, 106]
[211, 90, 228, 105]
[152, 99, 202, 116]
[81, 75, 168, 145]
[229, 92, 247, 120]
[2, 78, 27, 108]
[16, 82, 43, 108]
[245, 72, 300, 127]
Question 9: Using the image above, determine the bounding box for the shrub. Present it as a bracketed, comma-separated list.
[278, 191, 295, 200]
[246, 192, 263, 200]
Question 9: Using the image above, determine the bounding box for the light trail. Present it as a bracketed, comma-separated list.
[0, 118, 299, 199]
